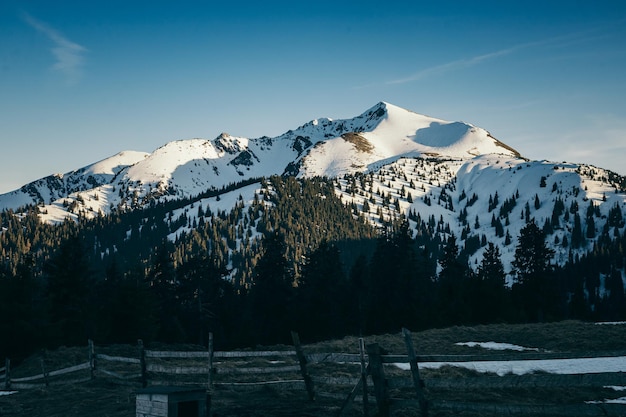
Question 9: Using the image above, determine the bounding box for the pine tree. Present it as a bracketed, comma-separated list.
[511, 221, 558, 321]
[365, 219, 423, 333]
[249, 231, 294, 345]
[44, 236, 95, 347]
[475, 243, 508, 322]
[147, 242, 185, 343]
[296, 241, 348, 341]
[438, 235, 471, 325]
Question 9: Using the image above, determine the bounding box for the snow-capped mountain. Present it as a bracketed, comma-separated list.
[0, 102, 518, 217]
[1, 101, 625, 277]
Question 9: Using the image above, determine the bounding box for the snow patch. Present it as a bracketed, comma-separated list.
[394, 356, 626, 376]
[455, 341, 541, 352]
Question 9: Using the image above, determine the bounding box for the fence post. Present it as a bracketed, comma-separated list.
[337, 338, 370, 417]
[4, 358, 10, 390]
[207, 332, 214, 391]
[138, 339, 147, 388]
[291, 331, 315, 401]
[359, 338, 369, 417]
[88, 339, 96, 380]
[40, 349, 49, 387]
[402, 328, 429, 416]
[366, 343, 389, 417]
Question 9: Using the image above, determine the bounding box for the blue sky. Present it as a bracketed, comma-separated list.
[1, 1, 625, 193]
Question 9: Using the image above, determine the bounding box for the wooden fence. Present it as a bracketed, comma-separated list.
[3, 329, 626, 417]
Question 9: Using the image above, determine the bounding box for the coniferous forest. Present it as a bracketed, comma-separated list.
[1, 176, 625, 362]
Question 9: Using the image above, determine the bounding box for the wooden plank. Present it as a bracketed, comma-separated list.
[40, 353, 48, 387]
[145, 350, 210, 359]
[136, 398, 168, 410]
[214, 379, 306, 391]
[52, 376, 92, 385]
[135, 402, 168, 417]
[216, 365, 300, 375]
[12, 372, 46, 383]
[338, 378, 364, 416]
[2, 358, 8, 390]
[10, 376, 91, 389]
[88, 339, 95, 380]
[11, 382, 44, 389]
[381, 355, 409, 363]
[207, 332, 214, 390]
[96, 353, 141, 364]
[311, 375, 360, 386]
[359, 337, 370, 417]
[402, 328, 428, 416]
[213, 350, 296, 358]
[292, 331, 315, 401]
[147, 364, 210, 374]
[138, 339, 147, 388]
[306, 353, 361, 363]
[47, 362, 91, 377]
[97, 368, 142, 380]
[367, 343, 390, 417]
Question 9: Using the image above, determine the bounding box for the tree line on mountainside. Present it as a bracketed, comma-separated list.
[0, 176, 625, 361]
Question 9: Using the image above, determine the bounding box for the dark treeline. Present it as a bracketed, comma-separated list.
[1, 176, 625, 361]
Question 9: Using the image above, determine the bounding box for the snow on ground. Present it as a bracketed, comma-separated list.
[587, 386, 626, 404]
[0, 391, 17, 396]
[395, 356, 626, 376]
[455, 341, 542, 352]
[595, 322, 626, 325]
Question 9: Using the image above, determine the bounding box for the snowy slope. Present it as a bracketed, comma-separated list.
[298, 102, 518, 177]
[333, 154, 626, 278]
[0, 101, 520, 222]
[0, 150, 148, 209]
[1, 101, 624, 277]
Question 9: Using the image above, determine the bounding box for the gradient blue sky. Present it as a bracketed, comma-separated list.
[1, 1, 625, 193]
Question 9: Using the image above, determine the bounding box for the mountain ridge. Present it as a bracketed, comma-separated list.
[0, 101, 520, 216]
[1, 101, 625, 276]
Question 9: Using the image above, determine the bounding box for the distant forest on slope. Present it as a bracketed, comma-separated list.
[1, 176, 625, 361]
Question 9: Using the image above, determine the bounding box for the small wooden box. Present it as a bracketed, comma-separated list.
[136, 386, 209, 417]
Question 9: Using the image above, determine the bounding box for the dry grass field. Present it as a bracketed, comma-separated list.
[2, 321, 626, 417]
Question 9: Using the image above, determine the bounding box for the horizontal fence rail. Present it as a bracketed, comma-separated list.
[96, 353, 141, 364]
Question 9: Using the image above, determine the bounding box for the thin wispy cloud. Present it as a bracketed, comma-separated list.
[22, 12, 87, 83]
[386, 48, 515, 85]
[384, 31, 600, 86]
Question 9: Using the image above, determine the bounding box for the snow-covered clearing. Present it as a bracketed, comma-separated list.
[0, 391, 17, 396]
[395, 356, 626, 376]
[455, 341, 542, 352]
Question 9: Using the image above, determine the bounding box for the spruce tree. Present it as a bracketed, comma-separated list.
[438, 234, 471, 325]
[44, 236, 95, 347]
[296, 241, 347, 341]
[475, 243, 508, 322]
[249, 231, 294, 345]
[511, 221, 558, 321]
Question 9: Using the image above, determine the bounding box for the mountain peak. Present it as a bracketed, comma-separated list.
[2, 101, 523, 214]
